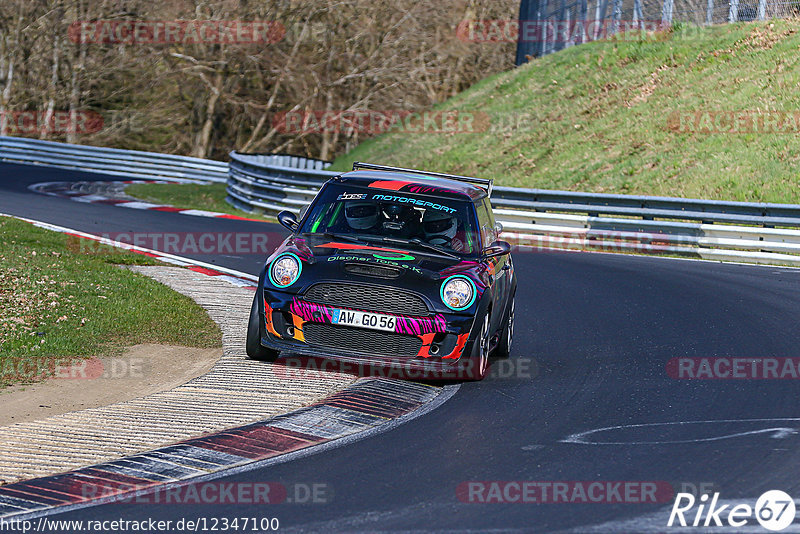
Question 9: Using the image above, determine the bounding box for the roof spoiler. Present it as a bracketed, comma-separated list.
[352, 162, 493, 197]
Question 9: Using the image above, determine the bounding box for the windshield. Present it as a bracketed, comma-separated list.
[300, 183, 480, 255]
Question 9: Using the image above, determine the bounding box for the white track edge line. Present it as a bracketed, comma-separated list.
[0, 212, 258, 283]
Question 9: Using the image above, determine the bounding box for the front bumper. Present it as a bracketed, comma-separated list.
[260, 288, 478, 377]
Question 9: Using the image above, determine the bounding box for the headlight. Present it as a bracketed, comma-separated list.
[440, 275, 476, 311]
[269, 253, 301, 288]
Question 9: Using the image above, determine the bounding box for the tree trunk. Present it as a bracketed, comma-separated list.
[193, 73, 223, 159]
[0, 60, 13, 136]
[67, 1, 86, 144]
[41, 34, 61, 139]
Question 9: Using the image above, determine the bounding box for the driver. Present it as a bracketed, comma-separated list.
[344, 201, 380, 231]
[423, 209, 458, 246]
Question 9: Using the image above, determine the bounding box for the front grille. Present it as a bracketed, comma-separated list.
[303, 283, 428, 316]
[344, 263, 402, 279]
[304, 323, 422, 359]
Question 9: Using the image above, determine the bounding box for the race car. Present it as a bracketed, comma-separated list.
[246, 162, 516, 380]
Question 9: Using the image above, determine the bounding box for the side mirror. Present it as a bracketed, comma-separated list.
[484, 240, 511, 258]
[277, 210, 299, 232]
[495, 221, 504, 234]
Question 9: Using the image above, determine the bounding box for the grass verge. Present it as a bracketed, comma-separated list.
[0, 217, 222, 389]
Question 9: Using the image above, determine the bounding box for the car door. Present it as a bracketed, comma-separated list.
[476, 197, 509, 322]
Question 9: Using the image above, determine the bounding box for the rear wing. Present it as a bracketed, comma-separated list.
[352, 162, 493, 197]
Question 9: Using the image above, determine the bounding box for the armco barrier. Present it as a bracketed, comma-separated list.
[2, 139, 798, 266]
[0, 136, 228, 183]
[227, 151, 800, 266]
[227, 151, 334, 214]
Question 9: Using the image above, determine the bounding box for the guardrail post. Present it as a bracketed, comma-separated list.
[611, 0, 622, 35]
[579, 0, 589, 44]
[728, 0, 739, 22]
[540, 0, 550, 55]
[595, 0, 609, 40]
[633, 0, 644, 29]
[757, 0, 767, 20]
[662, 0, 675, 24]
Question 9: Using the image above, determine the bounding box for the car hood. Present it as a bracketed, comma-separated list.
[270, 234, 484, 283]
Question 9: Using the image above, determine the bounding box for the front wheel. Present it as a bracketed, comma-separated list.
[495, 292, 515, 359]
[465, 312, 491, 381]
[246, 293, 280, 362]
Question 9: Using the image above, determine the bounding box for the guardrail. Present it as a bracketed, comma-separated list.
[0, 137, 228, 183]
[228, 151, 800, 266]
[2, 141, 796, 267]
[227, 151, 334, 214]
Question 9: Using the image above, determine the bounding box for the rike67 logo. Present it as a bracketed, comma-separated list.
[668, 490, 796, 531]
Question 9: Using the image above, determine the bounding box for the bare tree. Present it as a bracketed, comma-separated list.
[0, 0, 517, 159]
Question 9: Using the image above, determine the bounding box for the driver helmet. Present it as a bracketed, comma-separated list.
[423, 209, 457, 245]
[345, 201, 378, 230]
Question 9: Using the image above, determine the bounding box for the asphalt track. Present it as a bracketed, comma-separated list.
[2, 161, 800, 532]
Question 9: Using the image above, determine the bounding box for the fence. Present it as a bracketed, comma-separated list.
[515, 0, 800, 61]
[227, 151, 800, 267]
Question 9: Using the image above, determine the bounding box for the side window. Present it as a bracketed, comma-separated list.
[476, 198, 497, 249]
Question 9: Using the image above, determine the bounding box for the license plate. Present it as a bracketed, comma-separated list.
[331, 309, 397, 332]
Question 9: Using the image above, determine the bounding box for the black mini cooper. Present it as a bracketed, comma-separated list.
[246, 162, 516, 380]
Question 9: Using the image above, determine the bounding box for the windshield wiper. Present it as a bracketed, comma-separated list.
[377, 237, 461, 259]
[303, 233, 461, 259]
[301, 232, 363, 244]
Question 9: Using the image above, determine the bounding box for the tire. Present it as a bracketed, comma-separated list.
[495, 292, 515, 359]
[246, 293, 280, 362]
[465, 312, 491, 380]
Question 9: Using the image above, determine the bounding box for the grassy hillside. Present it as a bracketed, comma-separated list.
[332, 21, 800, 203]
